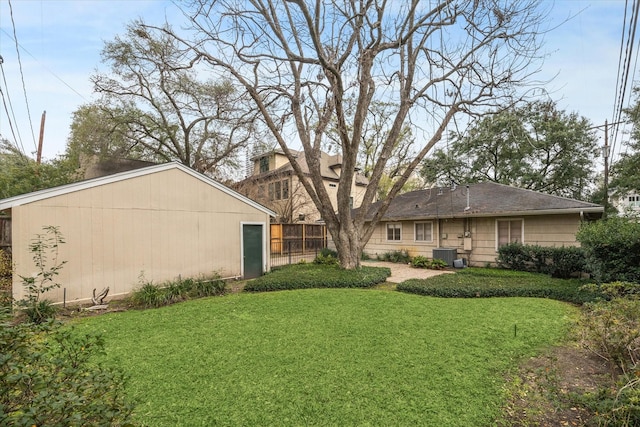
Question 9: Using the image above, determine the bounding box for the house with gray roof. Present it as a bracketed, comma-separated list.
[361, 182, 604, 267]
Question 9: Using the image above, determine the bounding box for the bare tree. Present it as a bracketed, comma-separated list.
[153, 0, 546, 268]
[91, 21, 258, 178]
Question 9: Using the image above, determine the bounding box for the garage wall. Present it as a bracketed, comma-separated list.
[11, 167, 270, 304]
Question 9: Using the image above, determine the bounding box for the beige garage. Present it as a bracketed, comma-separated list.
[0, 162, 274, 305]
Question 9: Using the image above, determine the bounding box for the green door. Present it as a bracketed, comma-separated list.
[243, 224, 263, 279]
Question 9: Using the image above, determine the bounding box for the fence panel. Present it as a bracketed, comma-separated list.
[270, 223, 327, 266]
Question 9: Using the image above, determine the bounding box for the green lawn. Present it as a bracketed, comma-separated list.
[72, 289, 577, 426]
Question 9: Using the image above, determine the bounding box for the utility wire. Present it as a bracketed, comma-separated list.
[610, 0, 640, 165]
[0, 56, 26, 155]
[0, 28, 89, 102]
[7, 0, 37, 152]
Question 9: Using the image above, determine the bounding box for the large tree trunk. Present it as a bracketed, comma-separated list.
[329, 222, 362, 269]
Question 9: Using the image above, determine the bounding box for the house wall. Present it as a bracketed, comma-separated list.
[11, 168, 271, 304]
[363, 213, 584, 266]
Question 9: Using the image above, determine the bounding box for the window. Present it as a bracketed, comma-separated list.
[349, 196, 354, 210]
[386, 223, 402, 241]
[268, 179, 289, 201]
[268, 182, 275, 201]
[414, 222, 433, 242]
[497, 219, 523, 248]
[275, 181, 282, 200]
[629, 195, 640, 208]
[329, 183, 337, 188]
[259, 156, 269, 173]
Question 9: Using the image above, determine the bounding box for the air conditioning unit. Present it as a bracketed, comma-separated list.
[432, 248, 457, 267]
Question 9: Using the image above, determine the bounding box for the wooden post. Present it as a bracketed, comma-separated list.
[36, 111, 46, 164]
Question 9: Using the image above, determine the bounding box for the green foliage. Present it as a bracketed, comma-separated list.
[421, 101, 599, 199]
[0, 139, 79, 199]
[410, 255, 448, 270]
[577, 217, 640, 283]
[377, 249, 411, 264]
[496, 243, 586, 279]
[244, 264, 390, 292]
[579, 297, 640, 373]
[314, 248, 340, 266]
[0, 307, 135, 426]
[17, 226, 67, 324]
[577, 293, 640, 426]
[397, 268, 601, 304]
[129, 274, 226, 309]
[0, 249, 11, 307]
[313, 253, 339, 266]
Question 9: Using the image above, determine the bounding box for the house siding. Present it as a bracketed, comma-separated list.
[11, 167, 271, 304]
[364, 213, 584, 267]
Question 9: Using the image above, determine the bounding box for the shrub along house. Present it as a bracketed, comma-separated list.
[361, 182, 604, 267]
[0, 162, 275, 305]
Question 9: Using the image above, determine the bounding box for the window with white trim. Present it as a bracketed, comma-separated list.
[386, 223, 402, 241]
[629, 195, 640, 208]
[414, 222, 433, 242]
[497, 219, 523, 248]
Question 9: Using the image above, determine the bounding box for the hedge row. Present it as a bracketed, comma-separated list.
[496, 243, 586, 279]
[577, 217, 640, 284]
[396, 268, 601, 304]
[244, 264, 391, 292]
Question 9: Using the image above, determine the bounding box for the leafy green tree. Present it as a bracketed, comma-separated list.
[421, 101, 599, 200]
[609, 88, 640, 205]
[66, 102, 149, 169]
[88, 21, 257, 178]
[0, 139, 78, 199]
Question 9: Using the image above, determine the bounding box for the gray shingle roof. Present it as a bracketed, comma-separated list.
[364, 182, 603, 220]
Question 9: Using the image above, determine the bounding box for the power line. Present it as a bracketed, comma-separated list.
[0, 55, 26, 156]
[7, 0, 37, 152]
[610, 0, 640, 166]
[0, 28, 89, 102]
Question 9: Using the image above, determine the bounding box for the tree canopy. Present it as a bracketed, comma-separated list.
[148, 0, 548, 268]
[421, 101, 599, 200]
[77, 21, 257, 179]
[609, 88, 640, 205]
[0, 139, 78, 200]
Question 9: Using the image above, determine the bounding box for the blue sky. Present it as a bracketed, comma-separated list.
[0, 0, 631, 167]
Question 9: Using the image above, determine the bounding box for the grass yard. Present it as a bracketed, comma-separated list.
[72, 289, 577, 426]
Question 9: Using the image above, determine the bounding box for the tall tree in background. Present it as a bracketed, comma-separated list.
[152, 0, 547, 268]
[609, 88, 640, 210]
[0, 139, 77, 199]
[421, 101, 599, 200]
[88, 21, 257, 178]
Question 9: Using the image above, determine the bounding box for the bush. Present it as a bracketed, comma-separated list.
[497, 243, 586, 279]
[17, 226, 67, 324]
[0, 249, 11, 307]
[577, 217, 640, 284]
[579, 297, 640, 373]
[244, 264, 391, 292]
[129, 274, 226, 308]
[410, 256, 448, 270]
[313, 253, 340, 266]
[0, 307, 134, 426]
[378, 249, 411, 264]
[577, 293, 640, 426]
[397, 268, 601, 304]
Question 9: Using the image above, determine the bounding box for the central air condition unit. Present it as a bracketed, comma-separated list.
[432, 248, 457, 267]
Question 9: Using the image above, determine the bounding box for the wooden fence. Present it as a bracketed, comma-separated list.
[270, 223, 327, 266]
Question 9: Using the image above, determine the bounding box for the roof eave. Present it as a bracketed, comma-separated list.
[368, 206, 604, 222]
